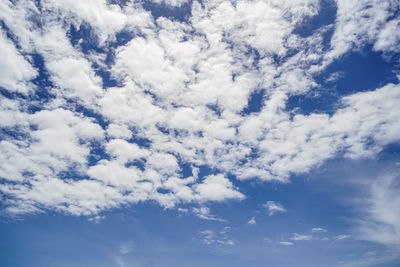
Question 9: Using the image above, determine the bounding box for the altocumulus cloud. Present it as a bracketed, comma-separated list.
[0, 0, 399, 246]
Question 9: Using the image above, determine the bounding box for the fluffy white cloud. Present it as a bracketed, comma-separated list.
[40, 0, 127, 42]
[0, 30, 36, 94]
[194, 174, 245, 202]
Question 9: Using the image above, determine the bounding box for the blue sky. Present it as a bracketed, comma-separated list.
[0, 0, 400, 266]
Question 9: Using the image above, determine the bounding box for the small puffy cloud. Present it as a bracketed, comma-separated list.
[324, 0, 398, 65]
[263, 201, 287, 216]
[194, 174, 245, 202]
[106, 139, 150, 163]
[88, 215, 105, 224]
[247, 216, 256, 225]
[0, 29, 36, 94]
[374, 17, 400, 53]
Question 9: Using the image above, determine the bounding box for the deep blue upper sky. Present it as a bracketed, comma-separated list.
[0, 1, 400, 266]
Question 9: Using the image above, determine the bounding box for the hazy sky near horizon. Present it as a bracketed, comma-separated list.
[0, 0, 400, 266]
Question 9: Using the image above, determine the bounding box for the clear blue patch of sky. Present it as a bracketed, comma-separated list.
[241, 89, 265, 115]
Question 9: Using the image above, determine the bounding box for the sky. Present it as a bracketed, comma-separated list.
[0, 0, 400, 266]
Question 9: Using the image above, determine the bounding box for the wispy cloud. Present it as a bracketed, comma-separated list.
[356, 173, 400, 247]
[311, 227, 327, 233]
[263, 201, 287, 216]
[278, 241, 294, 246]
[290, 233, 312, 241]
[198, 227, 235, 246]
[192, 207, 226, 222]
[334, 235, 350, 241]
[119, 241, 134, 255]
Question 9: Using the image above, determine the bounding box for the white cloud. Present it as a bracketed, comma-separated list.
[278, 241, 294, 246]
[247, 216, 256, 225]
[112, 36, 189, 99]
[311, 227, 327, 233]
[290, 233, 312, 241]
[88, 215, 105, 223]
[263, 201, 287, 216]
[0, 29, 36, 94]
[324, 0, 399, 65]
[192, 206, 225, 222]
[0, 108, 103, 182]
[177, 207, 188, 213]
[38, 0, 137, 43]
[374, 17, 400, 53]
[198, 227, 235, 246]
[106, 124, 132, 140]
[194, 174, 245, 202]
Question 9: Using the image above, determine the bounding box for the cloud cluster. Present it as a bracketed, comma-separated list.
[0, 0, 399, 220]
